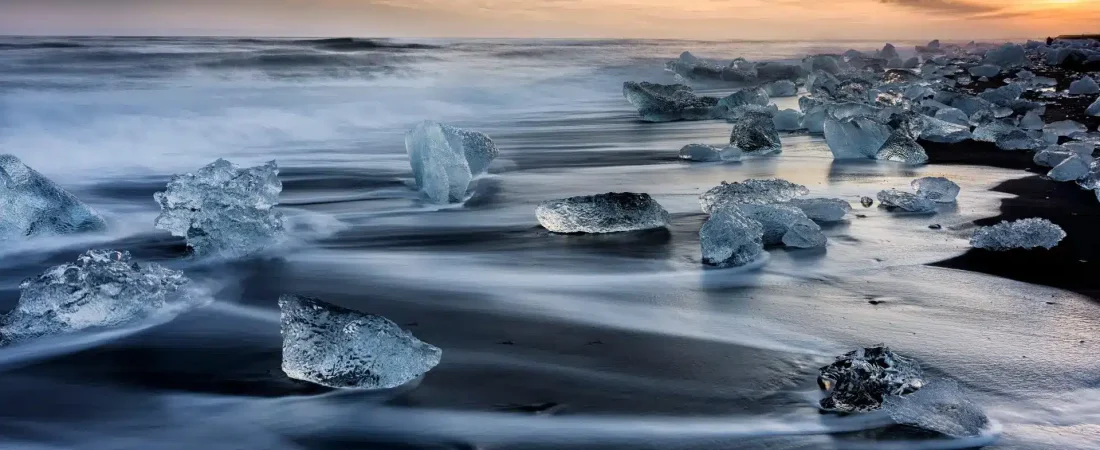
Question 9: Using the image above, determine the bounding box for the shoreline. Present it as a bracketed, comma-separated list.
[923, 142, 1100, 299]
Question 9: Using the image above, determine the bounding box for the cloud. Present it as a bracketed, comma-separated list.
[877, 0, 1002, 15]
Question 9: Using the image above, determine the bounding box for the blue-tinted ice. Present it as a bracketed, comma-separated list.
[406, 121, 500, 204]
[0, 154, 106, 242]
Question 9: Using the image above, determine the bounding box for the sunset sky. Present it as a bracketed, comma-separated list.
[1, 0, 1098, 40]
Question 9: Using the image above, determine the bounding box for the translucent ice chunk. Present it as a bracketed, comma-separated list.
[699, 179, 809, 214]
[1069, 76, 1100, 95]
[933, 107, 969, 126]
[1020, 110, 1045, 131]
[622, 82, 718, 122]
[0, 250, 199, 345]
[970, 218, 1065, 251]
[154, 159, 285, 257]
[1033, 149, 1075, 168]
[728, 203, 826, 248]
[535, 193, 671, 234]
[699, 208, 765, 267]
[405, 121, 499, 204]
[786, 198, 852, 222]
[764, 80, 798, 97]
[884, 380, 989, 438]
[679, 144, 742, 162]
[1048, 154, 1090, 181]
[1077, 159, 1100, 192]
[912, 177, 960, 203]
[824, 117, 892, 160]
[0, 154, 106, 242]
[919, 116, 972, 144]
[968, 64, 1001, 78]
[877, 189, 937, 213]
[876, 129, 929, 165]
[729, 113, 782, 155]
[996, 129, 1046, 151]
[982, 43, 1027, 67]
[972, 120, 1018, 143]
[878, 43, 900, 60]
[279, 295, 442, 389]
[717, 87, 769, 110]
[1044, 120, 1088, 137]
[818, 345, 924, 413]
[1087, 97, 1100, 117]
[773, 109, 805, 131]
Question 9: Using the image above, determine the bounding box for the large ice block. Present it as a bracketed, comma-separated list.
[405, 121, 499, 204]
[970, 218, 1065, 251]
[0, 154, 106, 241]
[818, 345, 924, 413]
[535, 193, 671, 234]
[911, 177, 960, 203]
[699, 208, 765, 267]
[699, 179, 809, 214]
[877, 189, 937, 213]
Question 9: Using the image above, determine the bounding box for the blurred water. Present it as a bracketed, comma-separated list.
[0, 36, 1097, 449]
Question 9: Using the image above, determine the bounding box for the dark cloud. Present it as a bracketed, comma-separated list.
[878, 0, 1002, 15]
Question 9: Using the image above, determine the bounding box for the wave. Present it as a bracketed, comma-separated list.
[0, 42, 87, 50]
[290, 38, 439, 51]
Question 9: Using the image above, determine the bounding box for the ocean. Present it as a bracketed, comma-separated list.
[0, 36, 1097, 449]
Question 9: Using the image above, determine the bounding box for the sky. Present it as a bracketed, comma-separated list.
[1, 0, 1099, 40]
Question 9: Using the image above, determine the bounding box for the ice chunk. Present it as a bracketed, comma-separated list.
[755, 61, 803, 82]
[1077, 159, 1100, 191]
[802, 55, 843, 75]
[912, 177, 960, 203]
[1048, 153, 1090, 181]
[877, 189, 937, 213]
[996, 129, 1045, 151]
[876, 129, 929, 165]
[700, 208, 765, 268]
[970, 218, 1065, 251]
[1088, 97, 1100, 117]
[622, 82, 717, 122]
[679, 144, 742, 162]
[1034, 149, 1075, 168]
[154, 159, 285, 257]
[978, 83, 1024, 107]
[699, 179, 809, 214]
[972, 120, 1018, 143]
[0, 154, 106, 241]
[1045, 120, 1088, 137]
[968, 64, 1001, 78]
[1069, 76, 1100, 95]
[823, 117, 891, 160]
[279, 295, 441, 389]
[901, 57, 920, 69]
[933, 107, 969, 126]
[806, 70, 839, 96]
[786, 198, 852, 222]
[408, 123, 497, 203]
[773, 109, 805, 131]
[729, 113, 782, 155]
[727, 203, 826, 248]
[818, 345, 924, 413]
[535, 193, 671, 234]
[764, 80, 797, 97]
[1020, 110, 1045, 131]
[717, 87, 769, 110]
[982, 43, 1027, 67]
[884, 380, 990, 438]
[861, 196, 874, 208]
[878, 43, 899, 60]
[920, 116, 972, 144]
[0, 250, 198, 345]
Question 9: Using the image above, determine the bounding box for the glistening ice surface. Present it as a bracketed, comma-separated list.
[0, 37, 1097, 450]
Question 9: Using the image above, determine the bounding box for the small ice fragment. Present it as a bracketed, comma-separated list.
[773, 109, 805, 131]
[699, 179, 809, 213]
[154, 159, 285, 257]
[884, 380, 990, 438]
[729, 113, 782, 155]
[1069, 76, 1100, 95]
[933, 107, 969, 126]
[727, 203, 826, 248]
[876, 129, 929, 165]
[1048, 154, 1090, 181]
[1020, 110, 1045, 130]
[911, 177, 960, 203]
[877, 189, 937, 213]
[0, 154, 106, 241]
[1087, 97, 1100, 117]
[818, 345, 924, 413]
[968, 64, 1001, 78]
[679, 144, 742, 162]
[279, 295, 442, 389]
[824, 117, 892, 160]
[970, 218, 1065, 251]
[699, 208, 765, 267]
[787, 198, 852, 222]
[1045, 120, 1088, 137]
[0, 250, 199, 345]
[622, 82, 717, 122]
[535, 193, 671, 234]
[861, 196, 874, 208]
[764, 80, 798, 98]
